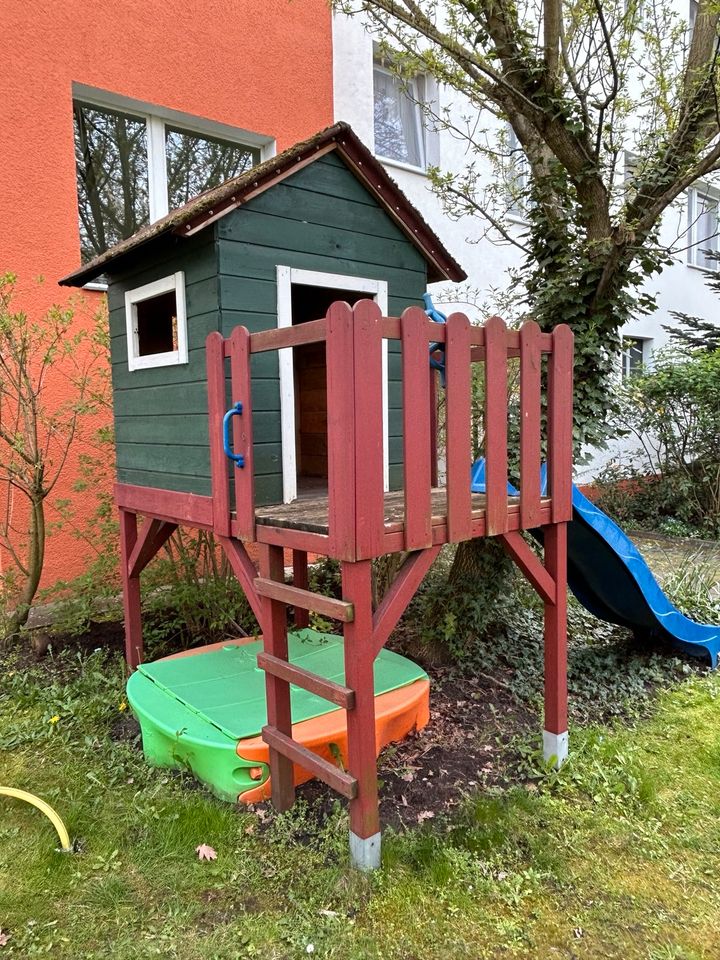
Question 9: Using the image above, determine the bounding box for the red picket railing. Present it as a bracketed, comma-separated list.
[205, 301, 574, 561]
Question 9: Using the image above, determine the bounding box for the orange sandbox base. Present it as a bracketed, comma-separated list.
[162, 637, 430, 804]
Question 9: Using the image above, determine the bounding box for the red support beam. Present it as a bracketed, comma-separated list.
[127, 518, 177, 579]
[401, 307, 433, 550]
[206, 331, 231, 537]
[372, 546, 441, 657]
[342, 560, 381, 843]
[292, 550, 310, 629]
[218, 536, 264, 627]
[548, 325, 574, 523]
[484, 315, 509, 536]
[519, 320, 542, 529]
[499, 531, 555, 605]
[352, 300, 385, 560]
[119, 509, 143, 670]
[326, 302, 357, 560]
[543, 522, 568, 737]
[445, 312, 473, 543]
[230, 325, 256, 540]
[259, 543, 295, 812]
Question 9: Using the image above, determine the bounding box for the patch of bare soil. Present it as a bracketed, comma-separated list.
[284, 665, 534, 832]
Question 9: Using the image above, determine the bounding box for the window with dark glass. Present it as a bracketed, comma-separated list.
[73, 100, 260, 264]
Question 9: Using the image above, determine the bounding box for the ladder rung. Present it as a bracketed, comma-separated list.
[254, 577, 354, 622]
[262, 725, 358, 799]
[258, 653, 355, 709]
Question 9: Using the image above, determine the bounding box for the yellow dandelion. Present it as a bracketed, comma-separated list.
[49, 715, 60, 725]
[118, 701, 127, 712]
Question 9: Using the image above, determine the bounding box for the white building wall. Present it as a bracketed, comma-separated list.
[332, 8, 719, 478]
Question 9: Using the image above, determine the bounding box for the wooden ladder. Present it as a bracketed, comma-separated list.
[255, 545, 359, 807]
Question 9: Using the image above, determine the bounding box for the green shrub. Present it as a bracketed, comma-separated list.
[596, 348, 720, 536]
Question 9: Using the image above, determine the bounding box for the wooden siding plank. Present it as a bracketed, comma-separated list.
[400, 307, 432, 550]
[352, 300, 385, 560]
[258, 543, 295, 811]
[221, 212, 425, 274]
[548, 325, 574, 522]
[519, 320, 543, 529]
[445, 312, 473, 543]
[230, 325, 255, 539]
[114, 483, 214, 529]
[484, 315, 509, 536]
[326, 301, 357, 560]
[261, 726, 358, 799]
[206, 331, 231, 537]
[254, 578, 355, 622]
[257, 653, 355, 709]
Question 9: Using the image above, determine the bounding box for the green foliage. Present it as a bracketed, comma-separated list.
[404, 543, 701, 722]
[0, 273, 110, 638]
[596, 347, 720, 535]
[139, 529, 259, 658]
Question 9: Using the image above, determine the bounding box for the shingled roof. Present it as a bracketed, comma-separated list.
[60, 121, 466, 288]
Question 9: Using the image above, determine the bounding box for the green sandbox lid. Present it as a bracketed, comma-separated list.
[129, 628, 427, 742]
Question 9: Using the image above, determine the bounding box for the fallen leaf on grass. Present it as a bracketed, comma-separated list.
[0, 930, 10, 948]
[417, 810, 435, 823]
[195, 844, 217, 861]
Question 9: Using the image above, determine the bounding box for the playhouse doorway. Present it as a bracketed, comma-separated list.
[291, 284, 365, 497]
[276, 267, 390, 504]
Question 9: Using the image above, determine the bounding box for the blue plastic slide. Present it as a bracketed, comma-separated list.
[471, 460, 720, 667]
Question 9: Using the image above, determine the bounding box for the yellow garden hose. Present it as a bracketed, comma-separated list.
[1, 787, 72, 852]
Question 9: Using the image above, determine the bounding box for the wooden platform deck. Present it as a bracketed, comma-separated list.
[255, 488, 529, 536]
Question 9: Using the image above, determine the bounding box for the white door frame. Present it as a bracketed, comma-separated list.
[276, 266, 390, 504]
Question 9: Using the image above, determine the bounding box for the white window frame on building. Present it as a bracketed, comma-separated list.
[124, 272, 188, 372]
[687, 185, 720, 271]
[73, 84, 275, 286]
[620, 335, 651, 380]
[372, 59, 428, 172]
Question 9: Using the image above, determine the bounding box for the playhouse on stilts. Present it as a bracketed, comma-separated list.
[61, 122, 573, 870]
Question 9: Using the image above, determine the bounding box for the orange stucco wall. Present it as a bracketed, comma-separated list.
[0, 0, 333, 590]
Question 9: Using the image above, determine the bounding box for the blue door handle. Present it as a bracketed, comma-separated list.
[223, 402, 245, 468]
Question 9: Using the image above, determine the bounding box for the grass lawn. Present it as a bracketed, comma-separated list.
[2, 634, 720, 959]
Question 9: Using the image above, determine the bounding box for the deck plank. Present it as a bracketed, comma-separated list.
[255, 488, 526, 536]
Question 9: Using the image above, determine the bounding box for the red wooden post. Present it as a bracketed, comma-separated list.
[351, 300, 385, 560]
[519, 320, 542, 528]
[230, 325, 255, 540]
[119, 509, 142, 669]
[259, 542, 295, 811]
[326, 302, 357, 560]
[548, 325, 574, 523]
[543, 521, 568, 767]
[342, 559, 381, 870]
[400, 307, 432, 550]
[292, 550, 309, 629]
[429, 365, 439, 488]
[484, 315, 509, 536]
[206, 331, 231, 537]
[445, 312, 473, 543]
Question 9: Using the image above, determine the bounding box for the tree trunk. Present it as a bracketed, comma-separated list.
[5, 497, 45, 640]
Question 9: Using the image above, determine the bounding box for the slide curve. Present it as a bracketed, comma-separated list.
[470, 460, 720, 667]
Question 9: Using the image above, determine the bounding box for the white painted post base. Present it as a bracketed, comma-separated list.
[349, 830, 381, 871]
[543, 729, 569, 769]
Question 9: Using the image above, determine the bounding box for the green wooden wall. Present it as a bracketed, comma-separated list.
[108, 150, 428, 505]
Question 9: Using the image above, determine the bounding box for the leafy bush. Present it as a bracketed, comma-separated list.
[596, 348, 720, 536]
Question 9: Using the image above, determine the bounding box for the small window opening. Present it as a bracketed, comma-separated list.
[136, 290, 178, 356]
[125, 271, 188, 371]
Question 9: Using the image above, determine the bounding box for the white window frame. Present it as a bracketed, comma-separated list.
[276, 266, 390, 504]
[124, 272, 188, 371]
[620, 335, 651, 379]
[687, 185, 720, 271]
[372, 63, 427, 173]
